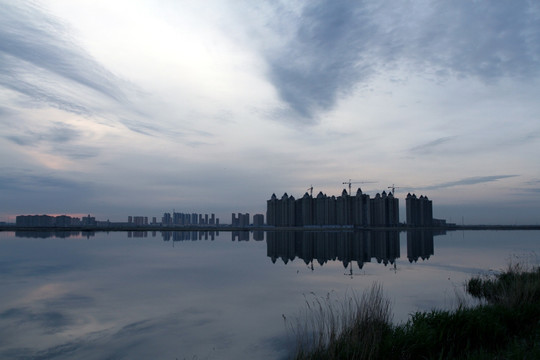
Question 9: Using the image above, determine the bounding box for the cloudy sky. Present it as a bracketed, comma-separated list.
[1, 0, 539, 224]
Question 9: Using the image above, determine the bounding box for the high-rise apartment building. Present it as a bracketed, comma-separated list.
[266, 188, 396, 227]
[405, 193, 433, 226]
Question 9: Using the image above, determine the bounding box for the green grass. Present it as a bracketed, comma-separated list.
[466, 262, 540, 307]
[289, 264, 540, 360]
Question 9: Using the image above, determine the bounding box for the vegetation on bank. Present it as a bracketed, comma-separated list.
[288, 264, 540, 359]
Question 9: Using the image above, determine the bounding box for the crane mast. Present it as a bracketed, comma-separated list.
[342, 179, 370, 195]
[387, 184, 400, 195]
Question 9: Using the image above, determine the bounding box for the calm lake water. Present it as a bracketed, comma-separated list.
[1, 229, 539, 359]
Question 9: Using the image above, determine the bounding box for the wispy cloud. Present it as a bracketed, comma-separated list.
[0, 307, 74, 333]
[0, 1, 158, 136]
[419, 175, 518, 190]
[5, 122, 81, 146]
[410, 136, 457, 154]
[0, 1, 125, 103]
[0, 171, 91, 192]
[3, 121, 100, 159]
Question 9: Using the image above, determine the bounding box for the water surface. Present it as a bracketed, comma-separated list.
[0, 230, 539, 359]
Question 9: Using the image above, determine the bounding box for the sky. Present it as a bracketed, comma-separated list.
[1, 0, 540, 225]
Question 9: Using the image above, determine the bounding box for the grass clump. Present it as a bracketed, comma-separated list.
[466, 262, 540, 307]
[290, 264, 540, 360]
[289, 284, 392, 360]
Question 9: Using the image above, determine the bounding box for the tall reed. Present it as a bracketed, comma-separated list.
[288, 284, 392, 360]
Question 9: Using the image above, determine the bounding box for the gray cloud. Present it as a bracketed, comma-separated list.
[0, 307, 73, 334]
[521, 188, 540, 193]
[410, 136, 457, 154]
[5, 122, 81, 146]
[258, 1, 540, 122]
[262, 1, 377, 120]
[4, 121, 100, 159]
[419, 175, 518, 191]
[414, 1, 540, 80]
[0, 171, 91, 192]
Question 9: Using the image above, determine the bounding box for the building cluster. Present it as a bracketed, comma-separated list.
[16, 214, 97, 227]
[231, 213, 250, 227]
[266, 189, 437, 227]
[266, 189, 399, 227]
[253, 214, 264, 226]
[230, 213, 265, 227]
[128, 216, 154, 226]
[161, 212, 219, 226]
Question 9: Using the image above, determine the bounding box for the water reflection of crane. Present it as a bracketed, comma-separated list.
[344, 261, 363, 279]
[344, 262, 354, 278]
[390, 261, 400, 274]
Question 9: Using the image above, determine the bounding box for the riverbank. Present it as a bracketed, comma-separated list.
[291, 264, 540, 359]
[2, 224, 540, 232]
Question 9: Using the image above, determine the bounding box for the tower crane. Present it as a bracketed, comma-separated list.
[387, 184, 400, 195]
[342, 179, 370, 195]
[307, 185, 313, 197]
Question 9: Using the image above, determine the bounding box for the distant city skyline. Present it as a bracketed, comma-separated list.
[1, 1, 540, 225]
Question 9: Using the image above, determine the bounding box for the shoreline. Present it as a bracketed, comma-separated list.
[1, 224, 540, 232]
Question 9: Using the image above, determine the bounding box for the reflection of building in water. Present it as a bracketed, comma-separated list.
[160, 231, 215, 242]
[15, 231, 95, 239]
[128, 231, 148, 238]
[266, 231, 400, 270]
[267, 189, 398, 227]
[253, 231, 264, 241]
[232, 231, 249, 241]
[407, 230, 435, 262]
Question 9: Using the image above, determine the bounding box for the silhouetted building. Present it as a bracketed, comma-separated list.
[16, 214, 85, 227]
[16, 215, 55, 227]
[266, 188, 396, 227]
[253, 214, 264, 226]
[162, 213, 172, 226]
[406, 193, 433, 226]
[232, 213, 250, 227]
[370, 191, 399, 227]
[55, 215, 78, 227]
[132, 216, 147, 226]
[81, 215, 97, 226]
